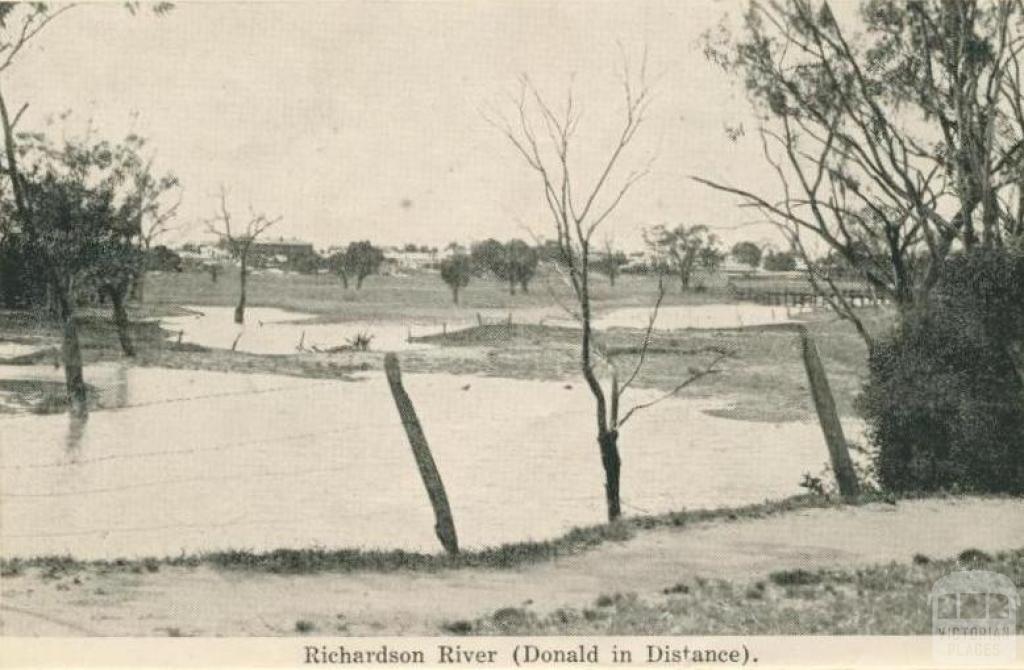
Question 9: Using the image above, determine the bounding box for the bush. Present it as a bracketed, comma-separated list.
[0, 235, 47, 308]
[859, 248, 1024, 494]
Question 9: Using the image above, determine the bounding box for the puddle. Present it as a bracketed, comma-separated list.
[0, 364, 855, 559]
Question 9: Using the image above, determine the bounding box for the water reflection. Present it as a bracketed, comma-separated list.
[112, 363, 129, 409]
[64, 414, 88, 460]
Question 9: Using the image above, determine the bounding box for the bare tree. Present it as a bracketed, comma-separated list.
[696, 0, 1024, 343]
[0, 4, 77, 76]
[130, 159, 182, 302]
[596, 235, 627, 287]
[205, 186, 280, 324]
[489, 56, 728, 521]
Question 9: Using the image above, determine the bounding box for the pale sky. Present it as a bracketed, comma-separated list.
[5, 0, 792, 251]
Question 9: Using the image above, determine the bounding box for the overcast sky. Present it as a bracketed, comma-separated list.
[6, 1, 791, 251]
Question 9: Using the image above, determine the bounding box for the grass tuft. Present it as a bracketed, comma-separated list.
[440, 620, 473, 635]
[769, 568, 823, 586]
[466, 548, 1024, 635]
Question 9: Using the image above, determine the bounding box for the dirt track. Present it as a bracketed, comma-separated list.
[2, 497, 1022, 636]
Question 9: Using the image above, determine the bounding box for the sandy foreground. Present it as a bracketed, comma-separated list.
[2, 497, 1022, 636]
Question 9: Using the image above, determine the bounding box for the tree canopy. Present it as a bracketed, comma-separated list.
[698, 0, 1024, 339]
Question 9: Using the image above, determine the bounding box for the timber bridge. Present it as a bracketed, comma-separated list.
[729, 278, 887, 308]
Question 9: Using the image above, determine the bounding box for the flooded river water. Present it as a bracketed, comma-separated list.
[163, 302, 807, 355]
[0, 364, 846, 559]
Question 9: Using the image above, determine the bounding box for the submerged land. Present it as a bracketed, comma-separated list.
[1, 269, 1021, 636]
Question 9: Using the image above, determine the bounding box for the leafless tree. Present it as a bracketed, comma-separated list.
[130, 158, 183, 302]
[596, 235, 627, 287]
[489, 55, 728, 521]
[205, 186, 280, 324]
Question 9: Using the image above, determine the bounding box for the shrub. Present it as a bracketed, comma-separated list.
[859, 248, 1024, 494]
[769, 568, 822, 586]
[0, 236, 47, 308]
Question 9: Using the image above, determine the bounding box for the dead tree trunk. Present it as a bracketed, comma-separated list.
[56, 287, 88, 417]
[105, 283, 135, 357]
[598, 429, 621, 521]
[798, 326, 860, 498]
[235, 256, 247, 324]
[1010, 342, 1024, 389]
[383, 353, 459, 555]
[133, 271, 145, 303]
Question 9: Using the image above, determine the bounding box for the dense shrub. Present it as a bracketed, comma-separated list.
[0, 235, 47, 308]
[859, 248, 1024, 494]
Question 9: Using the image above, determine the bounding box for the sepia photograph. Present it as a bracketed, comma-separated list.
[0, 0, 1022, 666]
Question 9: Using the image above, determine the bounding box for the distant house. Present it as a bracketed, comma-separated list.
[176, 242, 233, 265]
[720, 257, 760, 277]
[381, 247, 439, 274]
[251, 237, 315, 265]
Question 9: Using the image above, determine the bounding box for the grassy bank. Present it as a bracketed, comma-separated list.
[401, 311, 885, 422]
[3, 494, 1020, 637]
[142, 268, 732, 322]
[460, 548, 1024, 635]
[0, 494, 877, 578]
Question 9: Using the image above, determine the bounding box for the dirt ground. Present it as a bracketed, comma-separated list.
[2, 497, 1021, 636]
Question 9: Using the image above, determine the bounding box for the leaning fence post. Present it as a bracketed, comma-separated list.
[798, 326, 861, 498]
[383, 353, 459, 555]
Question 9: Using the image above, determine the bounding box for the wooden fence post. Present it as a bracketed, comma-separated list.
[798, 326, 861, 498]
[383, 353, 459, 555]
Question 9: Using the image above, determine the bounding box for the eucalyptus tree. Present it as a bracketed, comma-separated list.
[0, 1, 173, 411]
[646, 223, 722, 291]
[439, 253, 472, 304]
[10, 132, 148, 411]
[697, 0, 1024, 342]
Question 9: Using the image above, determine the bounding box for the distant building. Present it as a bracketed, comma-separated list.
[719, 257, 760, 277]
[176, 242, 232, 264]
[381, 247, 439, 274]
[251, 237, 315, 264]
